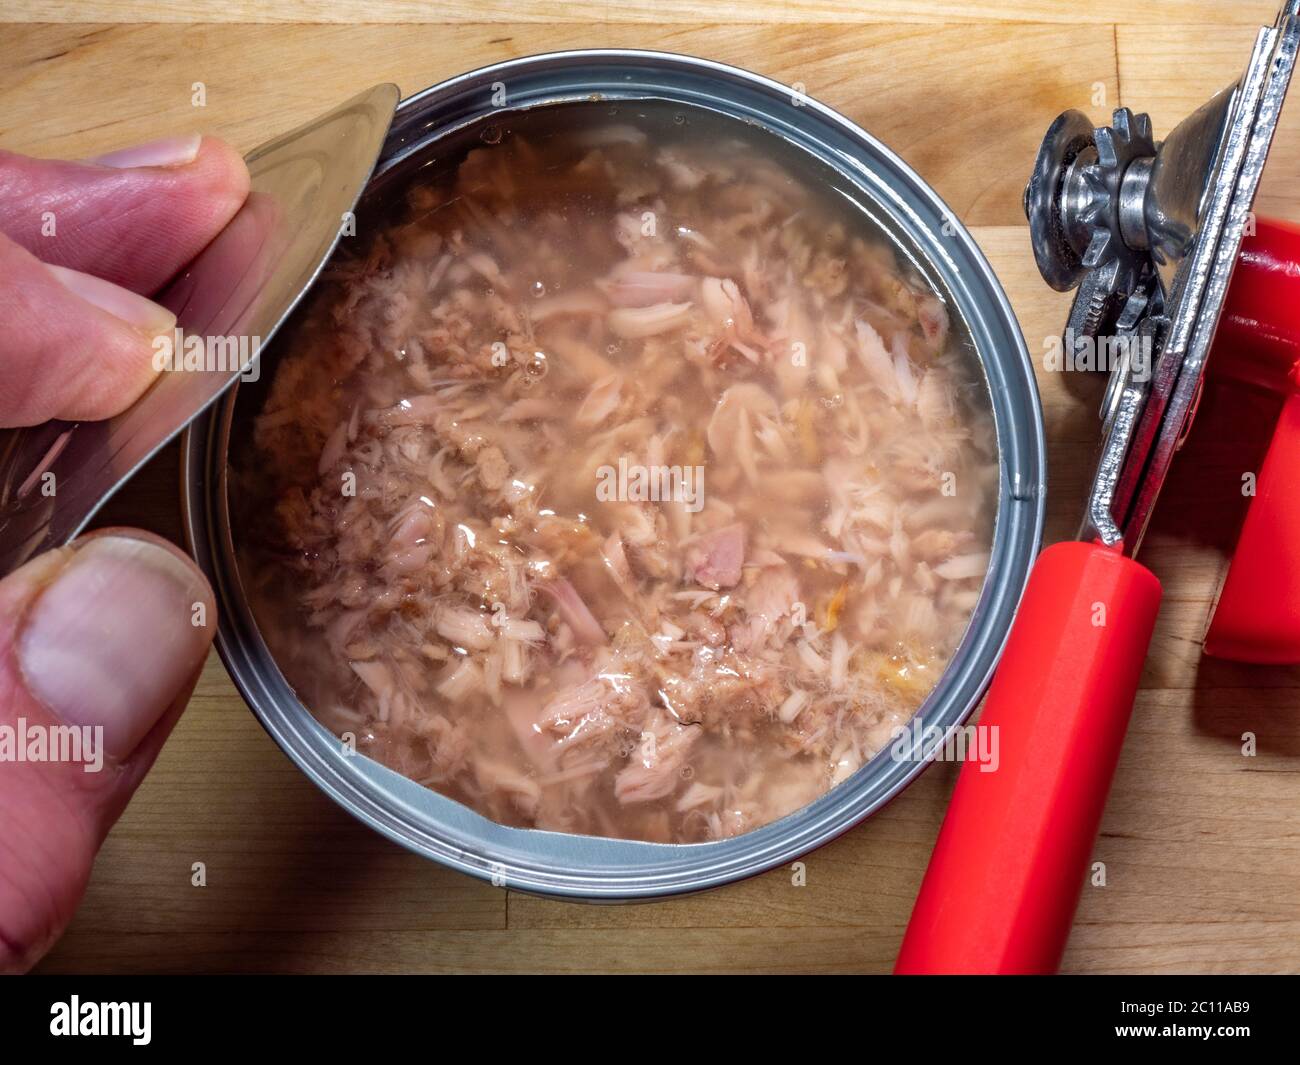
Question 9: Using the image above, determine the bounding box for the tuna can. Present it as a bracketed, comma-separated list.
[180, 50, 1046, 899]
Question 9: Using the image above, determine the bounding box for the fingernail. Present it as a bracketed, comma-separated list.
[89, 133, 202, 170]
[47, 264, 176, 339]
[17, 535, 214, 758]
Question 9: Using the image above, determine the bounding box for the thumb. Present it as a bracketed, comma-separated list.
[0, 529, 214, 972]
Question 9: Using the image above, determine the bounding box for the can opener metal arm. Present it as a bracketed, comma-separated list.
[898, 1, 1300, 974]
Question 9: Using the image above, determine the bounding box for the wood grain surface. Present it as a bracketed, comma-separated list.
[1, 1, 1297, 974]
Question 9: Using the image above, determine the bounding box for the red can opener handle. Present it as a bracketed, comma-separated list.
[895, 541, 1161, 974]
[1204, 218, 1300, 663]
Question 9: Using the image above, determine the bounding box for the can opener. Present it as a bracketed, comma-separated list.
[898, 1, 1300, 974]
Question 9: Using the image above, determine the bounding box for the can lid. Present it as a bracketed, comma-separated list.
[0, 83, 400, 577]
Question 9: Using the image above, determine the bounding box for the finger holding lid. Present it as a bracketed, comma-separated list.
[0, 232, 177, 427]
[0, 135, 250, 296]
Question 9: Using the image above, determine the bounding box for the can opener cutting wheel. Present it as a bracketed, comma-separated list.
[897, 2, 1300, 974]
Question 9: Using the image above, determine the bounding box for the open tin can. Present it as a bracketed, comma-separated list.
[173, 50, 1046, 899]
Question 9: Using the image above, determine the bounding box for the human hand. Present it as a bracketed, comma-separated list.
[0, 134, 249, 971]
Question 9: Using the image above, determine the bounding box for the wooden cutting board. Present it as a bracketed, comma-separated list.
[3, 0, 1297, 974]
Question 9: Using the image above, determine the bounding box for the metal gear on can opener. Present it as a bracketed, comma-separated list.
[1025, 106, 1160, 345]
